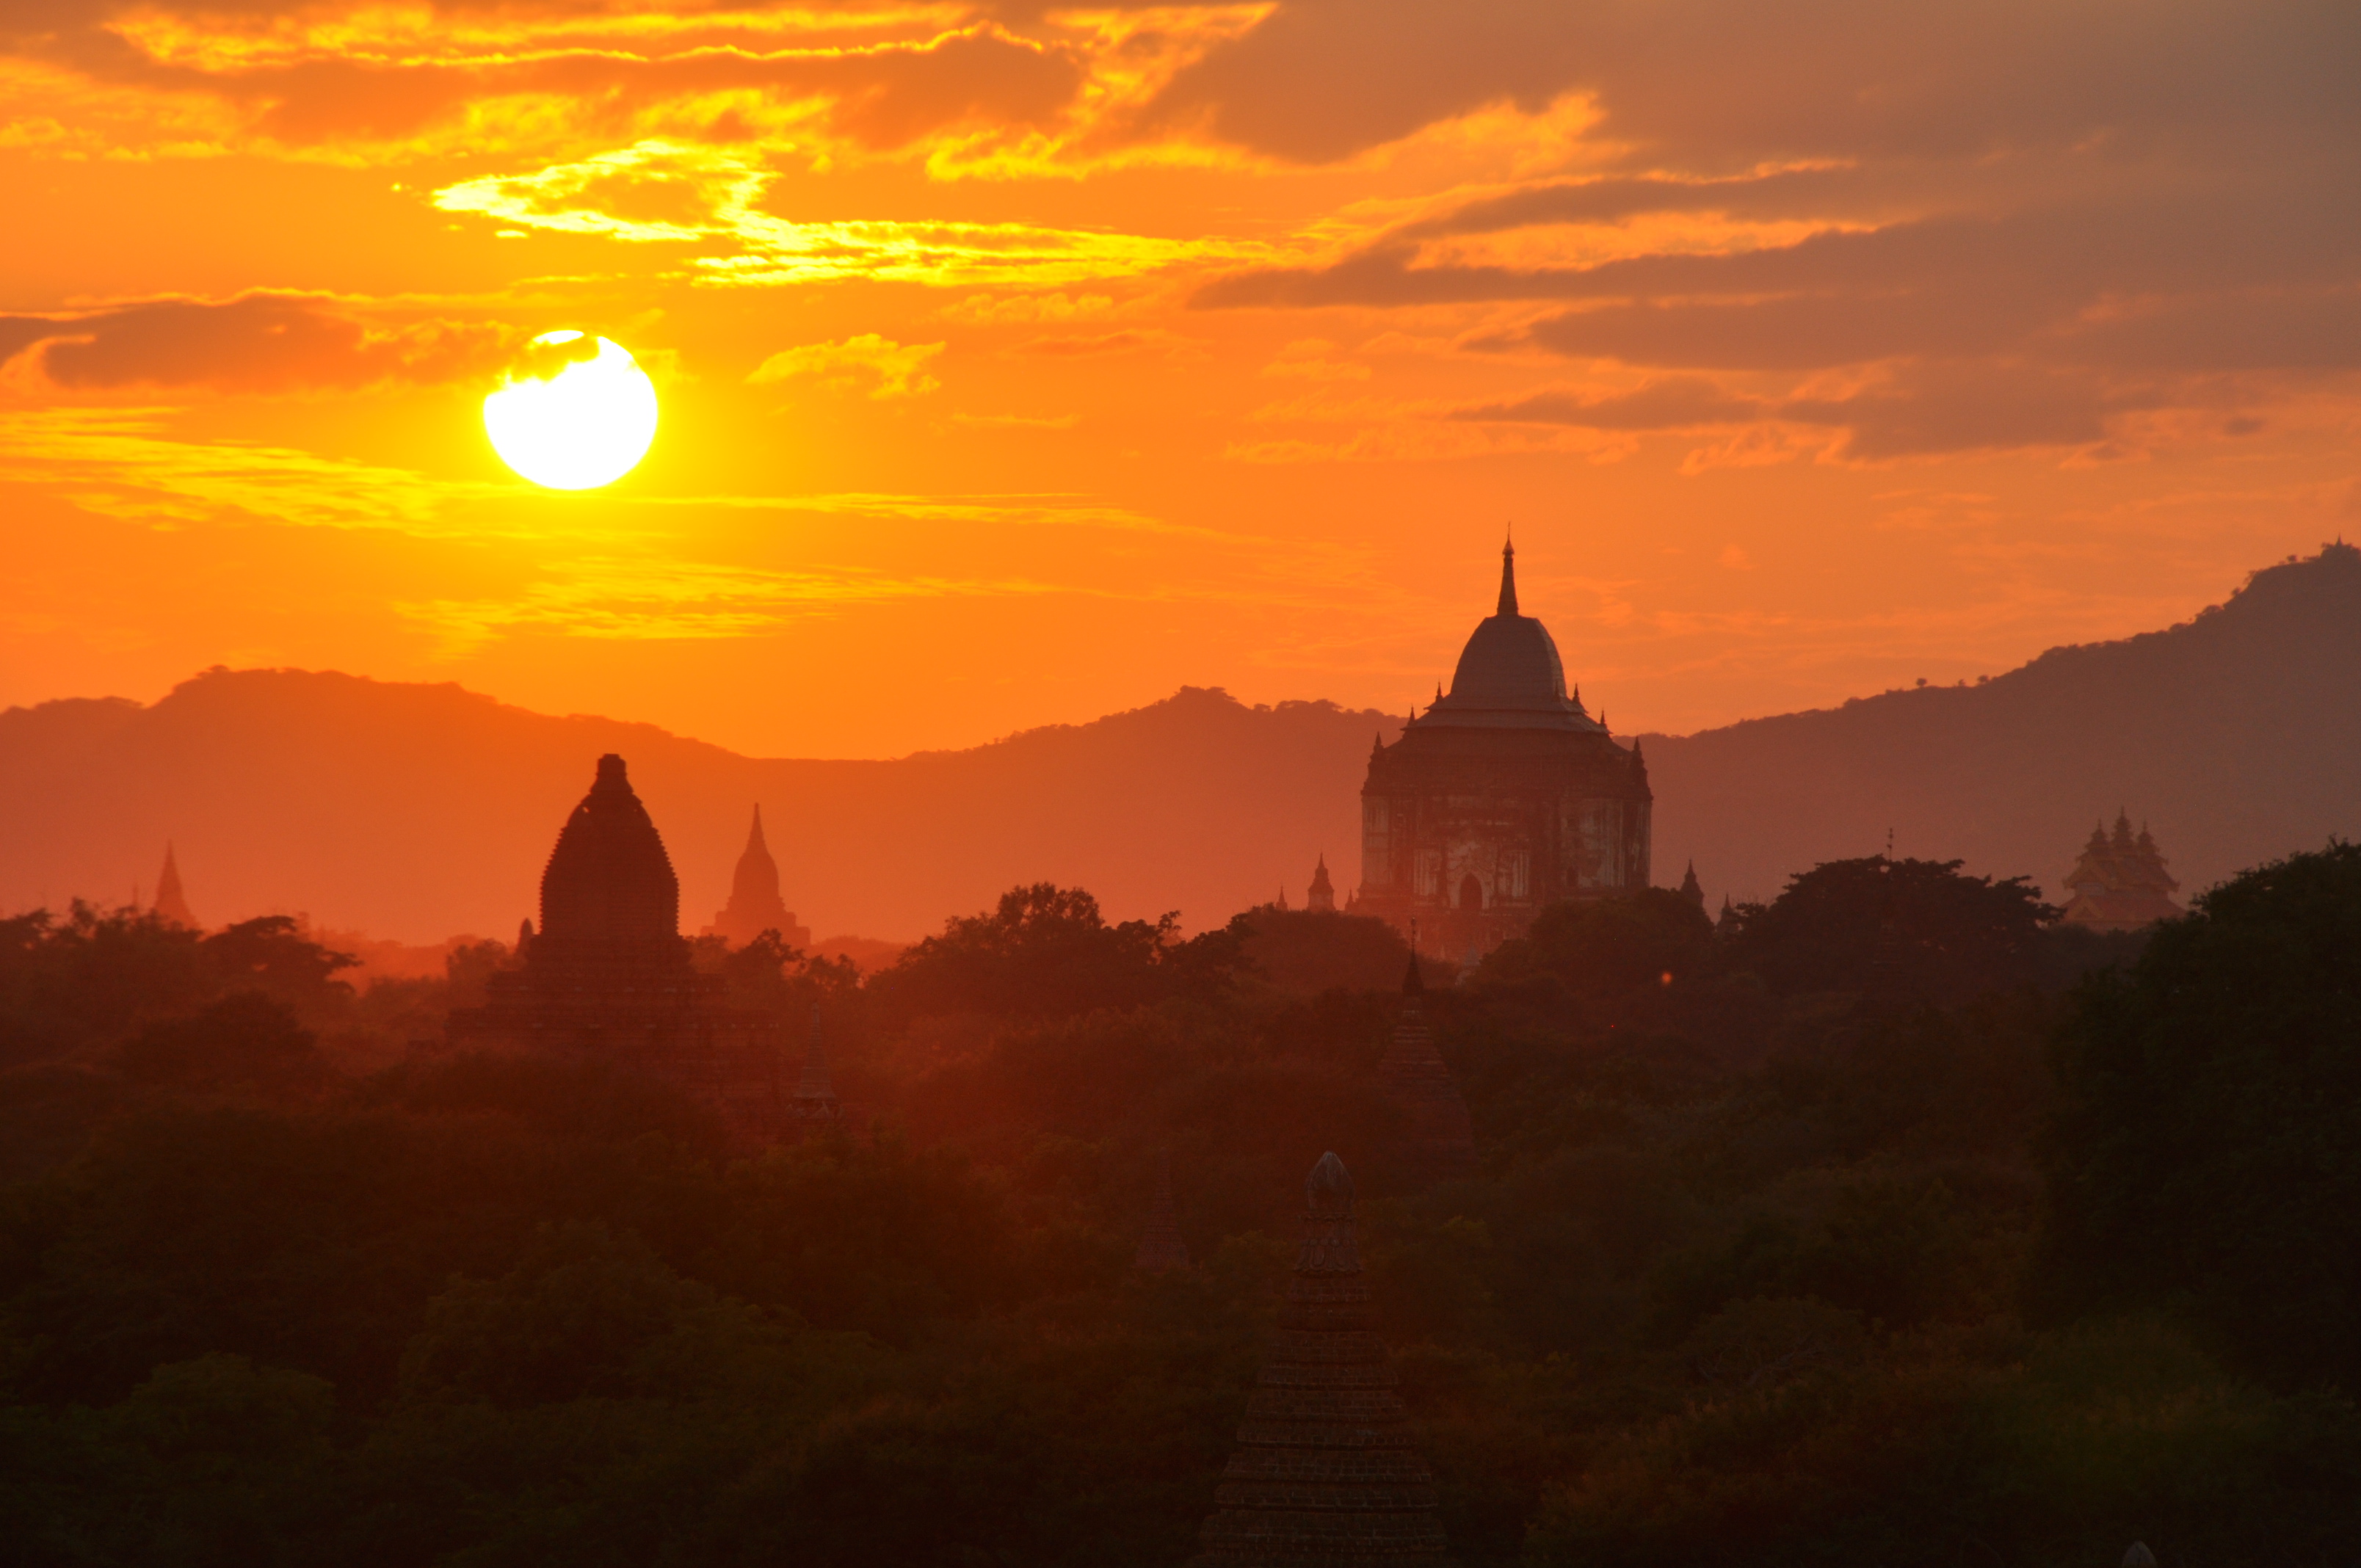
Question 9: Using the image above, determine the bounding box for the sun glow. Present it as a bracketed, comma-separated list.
[483, 332, 659, 491]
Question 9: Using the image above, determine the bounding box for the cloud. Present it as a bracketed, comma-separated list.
[0, 294, 507, 392]
[747, 334, 946, 398]
[396, 553, 1059, 653]
[1451, 377, 1759, 429]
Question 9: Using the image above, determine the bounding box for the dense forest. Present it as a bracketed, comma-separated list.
[2, 846, 2358, 1567]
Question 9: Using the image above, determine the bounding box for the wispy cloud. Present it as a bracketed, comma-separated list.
[749, 334, 945, 398]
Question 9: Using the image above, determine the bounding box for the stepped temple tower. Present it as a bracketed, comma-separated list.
[703, 805, 813, 949]
[1192, 1152, 1451, 1568]
[1375, 958, 1475, 1185]
[2060, 813, 2185, 932]
[1354, 541, 1651, 957]
[151, 843, 197, 929]
[1136, 1153, 1190, 1274]
[448, 755, 785, 1136]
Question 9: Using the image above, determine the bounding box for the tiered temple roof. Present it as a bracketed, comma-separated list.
[1191, 1153, 1451, 1568]
[2060, 811, 2185, 932]
[448, 755, 785, 1138]
[1374, 958, 1475, 1185]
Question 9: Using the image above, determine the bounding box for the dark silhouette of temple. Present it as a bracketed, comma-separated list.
[1192, 1152, 1451, 1567]
[703, 805, 812, 949]
[1354, 542, 1652, 957]
[150, 843, 197, 929]
[1376, 957, 1474, 1185]
[447, 755, 785, 1136]
[2060, 812, 2185, 932]
[1305, 854, 1336, 912]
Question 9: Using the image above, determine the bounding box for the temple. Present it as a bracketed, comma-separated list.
[1354, 541, 1652, 957]
[1305, 854, 1336, 912]
[2059, 812, 2185, 932]
[1375, 957, 1475, 1185]
[1191, 1153, 1451, 1568]
[151, 843, 197, 929]
[703, 805, 812, 949]
[447, 755, 785, 1136]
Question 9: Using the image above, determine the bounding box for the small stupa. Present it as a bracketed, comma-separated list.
[1306, 854, 1337, 912]
[703, 805, 813, 949]
[1374, 956, 1476, 1184]
[2059, 811, 2184, 932]
[1677, 860, 1704, 909]
[151, 843, 197, 929]
[1191, 1152, 1451, 1568]
[1135, 1153, 1190, 1274]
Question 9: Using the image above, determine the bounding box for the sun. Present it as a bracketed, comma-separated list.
[483, 330, 659, 490]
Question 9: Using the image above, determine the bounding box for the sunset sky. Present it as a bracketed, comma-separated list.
[3, 0, 2354, 758]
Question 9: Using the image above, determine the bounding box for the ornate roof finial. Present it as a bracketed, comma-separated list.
[1497, 536, 1520, 617]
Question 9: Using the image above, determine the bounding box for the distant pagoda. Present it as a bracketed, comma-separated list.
[2060, 812, 2184, 932]
[1136, 1153, 1191, 1274]
[1306, 854, 1338, 912]
[1374, 957, 1475, 1185]
[1192, 1152, 1451, 1568]
[703, 805, 813, 949]
[151, 843, 197, 929]
[448, 755, 785, 1136]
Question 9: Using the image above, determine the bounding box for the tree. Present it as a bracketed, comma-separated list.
[866, 883, 1242, 1024]
[1723, 856, 2057, 1002]
[1479, 888, 1715, 1003]
[2035, 841, 2361, 1393]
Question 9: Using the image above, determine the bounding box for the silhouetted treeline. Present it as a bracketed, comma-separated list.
[2, 852, 2357, 1565]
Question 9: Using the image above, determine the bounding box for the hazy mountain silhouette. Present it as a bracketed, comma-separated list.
[3, 546, 2354, 943]
[1643, 544, 2361, 907]
[0, 678, 1399, 944]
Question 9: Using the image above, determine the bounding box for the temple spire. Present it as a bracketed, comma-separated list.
[151, 843, 196, 929]
[1497, 537, 1519, 617]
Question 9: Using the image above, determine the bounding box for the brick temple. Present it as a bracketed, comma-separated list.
[1354, 541, 1652, 959]
[1191, 1152, 1451, 1568]
[1375, 957, 1475, 1186]
[447, 754, 786, 1136]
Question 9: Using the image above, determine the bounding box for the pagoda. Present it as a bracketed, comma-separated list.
[1306, 854, 1338, 912]
[703, 805, 813, 949]
[1353, 540, 1651, 957]
[2059, 812, 2185, 932]
[447, 755, 785, 1136]
[1192, 1152, 1451, 1568]
[151, 843, 197, 929]
[1374, 957, 1475, 1185]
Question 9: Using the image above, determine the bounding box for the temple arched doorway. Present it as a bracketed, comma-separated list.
[1457, 874, 1484, 910]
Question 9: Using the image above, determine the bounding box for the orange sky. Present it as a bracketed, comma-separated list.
[3, 0, 2355, 758]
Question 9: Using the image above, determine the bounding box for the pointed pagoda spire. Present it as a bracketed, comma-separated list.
[1717, 893, 1737, 932]
[1136, 1153, 1190, 1274]
[1496, 536, 1519, 617]
[1190, 1153, 1450, 1568]
[1307, 854, 1336, 912]
[151, 843, 196, 929]
[1678, 860, 1704, 909]
[515, 917, 535, 959]
[791, 1003, 841, 1123]
[706, 802, 809, 948]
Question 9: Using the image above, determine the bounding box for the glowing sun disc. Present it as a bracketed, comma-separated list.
[484, 330, 659, 490]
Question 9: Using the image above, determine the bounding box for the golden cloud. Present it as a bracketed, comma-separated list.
[747, 333, 946, 398]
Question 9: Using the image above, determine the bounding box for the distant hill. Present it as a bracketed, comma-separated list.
[0, 678, 1400, 944]
[1642, 544, 2361, 907]
[3, 546, 2354, 944]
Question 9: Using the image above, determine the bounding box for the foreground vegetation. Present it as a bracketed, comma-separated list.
[1, 849, 2357, 1566]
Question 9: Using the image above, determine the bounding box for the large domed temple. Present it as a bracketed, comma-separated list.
[447, 755, 787, 1135]
[1354, 542, 1653, 957]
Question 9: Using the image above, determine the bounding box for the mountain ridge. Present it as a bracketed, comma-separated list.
[4, 545, 2355, 943]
